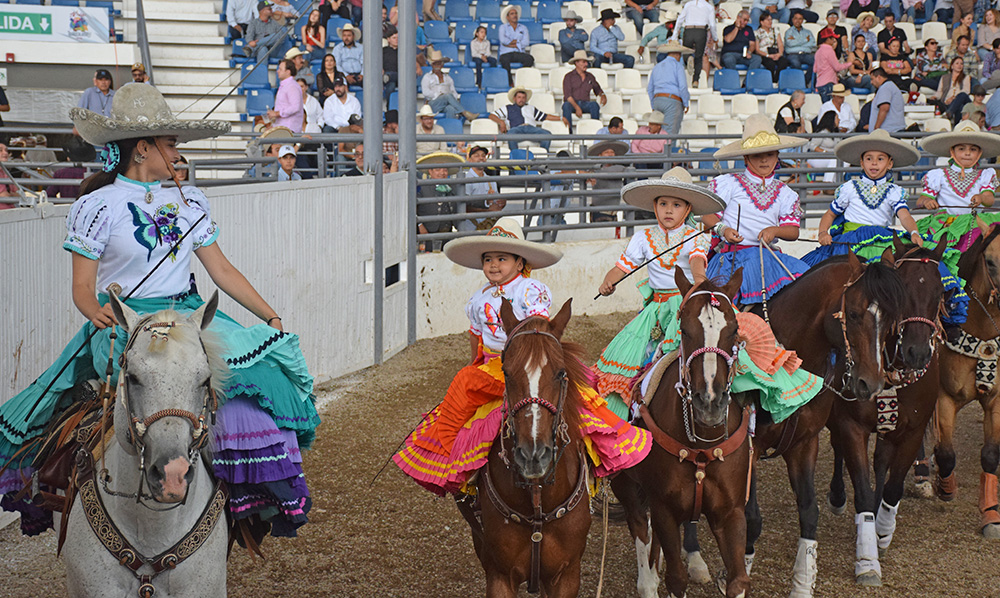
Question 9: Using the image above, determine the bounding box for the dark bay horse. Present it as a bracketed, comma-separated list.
[456, 298, 591, 597]
[826, 237, 949, 586]
[612, 267, 753, 598]
[934, 219, 1000, 539]
[681, 249, 905, 598]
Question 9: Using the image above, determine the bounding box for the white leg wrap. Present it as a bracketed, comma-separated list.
[685, 550, 712, 584]
[875, 499, 899, 551]
[855, 512, 882, 578]
[635, 533, 660, 598]
[787, 538, 818, 598]
[745, 551, 755, 575]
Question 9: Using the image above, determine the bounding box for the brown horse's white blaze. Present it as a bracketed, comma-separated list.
[693, 303, 731, 427]
[511, 354, 556, 480]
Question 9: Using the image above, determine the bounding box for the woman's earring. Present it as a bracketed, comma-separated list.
[134, 153, 147, 164]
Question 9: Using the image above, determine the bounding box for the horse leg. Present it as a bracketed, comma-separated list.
[484, 570, 518, 598]
[912, 436, 935, 499]
[682, 520, 712, 584]
[610, 473, 662, 598]
[874, 429, 925, 557]
[827, 427, 848, 515]
[784, 435, 820, 598]
[934, 396, 960, 501]
[838, 418, 881, 586]
[872, 434, 895, 508]
[649, 504, 687, 598]
[745, 468, 762, 576]
[707, 505, 751, 598]
[979, 394, 1000, 539]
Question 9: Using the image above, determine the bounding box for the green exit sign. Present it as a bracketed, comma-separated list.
[0, 12, 52, 35]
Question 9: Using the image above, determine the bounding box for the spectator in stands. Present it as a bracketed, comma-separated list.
[415, 13, 429, 64]
[586, 140, 630, 223]
[227, 0, 256, 40]
[562, 51, 607, 131]
[983, 39, 1000, 89]
[978, 10, 1000, 63]
[673, 0, 717, 87]
[78, 69, 115, 119]
[932, 0, 953, 24]
[904, 0, 933, 22]
[383, 26, 402, 102]
[961, 85, 988, 121]
[597, 117, 628, 135]
[417, 105, 448, 155]
[630, 111, 669, 169]
[345, 0, 362, 25]
[952, 12, 974, 46]
[821, 10, 849, 59]
[333, 24, 363, 86]
[625, 0, 661, 34]
[423, 0, 443, 22]
[947, 36, 981, 80]
[45, 137, 95, 200]
[498, 6, 535, 85]
[321, 75, 361, 132]
[244, 1, 285, 62]
[818, 83, 857, 131]
[986, 90, 1000, 128]
[270, 0, 299, 25]
[277, 145, 302, 181]
[0, 85, 8, 133]
[316, 54, 341, 106]
[874, 0, 902, 23]
[750, 0, 789, 29]
[880, 37, 912, 88]
[785, 11, 817, 79]
[301, 9, 326, 62]
[756, 12, 789, 82]
[342, 143, 365, 177]
[591, 9, 635, 68]
[869, 67, 905, 132]
[416, 151, 465, 251]
[299, 78, 323, 133]
[319, 0, 351, 25]
[647, 40, 691, 139]
[559, 11, 589, 63]
[914, 39, 946, 91]
[131, 63, 149, 84]
[721, 10, 763, 71]
[458, 145, 504, 231]
[930, 57, 973, 123]
[638, 11, 678, 62]
[175, 156, 189, 182]
[846, 33, 875, 91]
[814, 28, 854, 100]
[284, 48, 314, 89]
[383, 110, 399, 157]
[489, 87, 566, 151]
[776, 90, 806, 132]
[470, 25, 498, 88]
[786, 1, 819, 22]
[851, 12, 878, 59]
[267, 59, 305, 133]
[876, 13, 909, 56]
[422, 50, 480, 121]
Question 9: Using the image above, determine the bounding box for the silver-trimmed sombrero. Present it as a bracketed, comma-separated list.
[835, 128, 920, 167]
[920, 120, 1000, 160]
[621, 167, 726, 215]
[713, 113, 806, 159]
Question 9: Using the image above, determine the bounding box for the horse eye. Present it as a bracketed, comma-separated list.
[848, 311, 863, 322]
[127, 373, 141, 386]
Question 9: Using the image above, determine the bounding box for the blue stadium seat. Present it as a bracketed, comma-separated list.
[246, 88, 275, 116]
[269, 37, 294, 64]
[435, 41, 460, 64]
[291, 13, 310, 41]
[353, 88, 362, 106]
[451, 67, 478, 93]
[437, 117, 464, 136]
[778, 68, 807, 94]
[50, 0, 81, 6]
[326, 17, 351, 44]
[536, 0, 563, 23]
[507, 0, 533, 16]
[14, 0, 44, 4]
[460, 91, 488, 117]
[713, 69, 742, 95]
[231, 39, 249, 64]
[388, 91, 399, 111]
[746, 69, 776, 95]
[425, 20, 452, 43]
[476, 0, 502, 23]
[485, 22, 501, 44]
[524, 21, 545, 45]
[482, 67, 510, 93]
[509, 149, 539, 175]
[697, 147, 717, 181]
[384, 0, 397, 8]
[445, 0, 473, 22]
[241, 62, 271, 90]
[455, 21, 479, 44]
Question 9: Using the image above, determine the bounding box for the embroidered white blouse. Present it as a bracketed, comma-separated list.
[831, 175, 908, 227]
[709, 170, 802, 245]
[920, 163, 999, 214]
[465, 274, 553, 354]
[63, 176, 219, 299]
[616, 223, 709, 290]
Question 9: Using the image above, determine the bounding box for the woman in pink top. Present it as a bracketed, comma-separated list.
[814, 28, 853, 101]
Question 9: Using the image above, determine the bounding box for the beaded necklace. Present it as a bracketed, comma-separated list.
[734, 172, 782, 212]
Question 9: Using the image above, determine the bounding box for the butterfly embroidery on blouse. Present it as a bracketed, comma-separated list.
[128, 202, 183, 261]
[483, 302, 501, 336]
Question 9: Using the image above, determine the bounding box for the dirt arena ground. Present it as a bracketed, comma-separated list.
[1, 311, 999, 597]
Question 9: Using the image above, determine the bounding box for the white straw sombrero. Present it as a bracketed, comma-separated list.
[621, 167, 726, 215]
[835, 129, 920, 167]
[920, 120, 1000, 160]
[444, 217, 563, 269]
[713, 113, 806, 159]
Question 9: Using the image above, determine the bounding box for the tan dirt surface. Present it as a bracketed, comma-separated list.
[1, 311, 999, 597]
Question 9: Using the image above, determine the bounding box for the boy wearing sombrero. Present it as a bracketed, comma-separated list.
[416, 151, 465, 251]
[393, 218, 651, 495]
[488, 86, 568, 151]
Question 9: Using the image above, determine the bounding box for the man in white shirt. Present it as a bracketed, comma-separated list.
[321, 76, 361, 132]
[489, 87, 567, 151]
[673, 0, 717, 86]
[421, 50, 479, 121]
[818, 83, 857, 132]
[226, 0, 256, 39]
[416, 104, 449, 155]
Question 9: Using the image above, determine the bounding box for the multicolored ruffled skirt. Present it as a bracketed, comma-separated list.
[0, 291, 320, 537]
[917, 210, 1000, 272]
[393, 357, 652, 496]
[707, 244, 809, 306]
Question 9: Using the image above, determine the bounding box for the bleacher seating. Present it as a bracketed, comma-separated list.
[471, 118, 500, 135]
[713, 69, 742, 95]
[530, 44, 559, 70]
[731, 94, 760, 119]
[461, 91, 489, 116]
[698, 94, 727, 121]
[435, 42, 460, 63]
[536, 0, 564, 24]
[525, 21, 546, 45]
[532, 91, 557, 114]
[425, 21, 452, 44]
[778, 69, 808, 94]
[482, 67, 510, 93]
[603, 92, 624, 115]
[746, 69, 776, 95]
[629, 92, 652, 114]
[437, 117, 464, 136]
[240, 62, 271, 91]
[514, 67, 543, 90]
[455, 22, 479, 44]
[246, 88, 275, 117]
[452, 67, 479, 93]
[476, 0, 502, 23]
[616, 69, 643, 95]
[445, 0, 473, 22]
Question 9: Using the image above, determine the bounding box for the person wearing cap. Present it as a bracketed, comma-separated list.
[756, 12, 790, 82]
[489, 87, 566, 151]
[226, 0, 256, 39]
[814, 28, 855, 100]
[821, 10, 849, 58]
[558, 11, 589, 63]
[913, 38, 946, 91]
[3, 84, 318, 542]
[244, 1, 285, 62]
[750, 0, 790, 28]
[333, 24, 363, 86]
[674, 0, 717, 84]
[868, 67, 905, 132]
[784, 11, 816, 80]
[283, 47, 314, 88]
[415, 151, 464, 249]
[722, 10, 764, 71]
[130, 63, 149, 84]
[267, 59, 305, 133]
[393, 217, 652, 497]
[818, 83, 857, 131]
[498, 5, 535, 85]
[457, 145, 504, 231]
[469, 25, 497, 88]
[961, 84, 988, 122]
[586, 140, 632, 223]
[702, 114, 811, 305]
[647, 41, 692, 137]
[77, 69, 115, 118]
[320, 75, 361, 133]
[276, 144, 301, 181]
[624, 0, 661, 34]
[562, 51, 606, 130]
[422, 50, 480, 121]
[591, 8, 635, 68]
[630, 112, 670, 168]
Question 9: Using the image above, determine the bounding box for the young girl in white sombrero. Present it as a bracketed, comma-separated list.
[394, 218, 651, 496]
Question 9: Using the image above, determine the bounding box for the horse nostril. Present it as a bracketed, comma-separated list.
[149, 463, 163, 481]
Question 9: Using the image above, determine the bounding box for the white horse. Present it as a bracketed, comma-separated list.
[60, 292, 229, 597]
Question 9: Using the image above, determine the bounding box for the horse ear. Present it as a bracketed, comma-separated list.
[109, 290, 139, 333]
[499, 297, 520, 335]
[891, 233, 905, 255]
[188, 291, 219, 331]
[549, 299, 572, 339]
[933, 234, 949, 261]
[723, 267, 744, 300]
[847, 249, 864, 275]
[978, 215, 991, 238]
[879, 245, 896, 268]
[674, 266, 693, 296]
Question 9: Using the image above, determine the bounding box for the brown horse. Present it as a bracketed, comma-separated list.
[456, 298, 591, 597]
[612, 267, 752, 598]
[934, 218, 1000, 539]
[826, 237, 949, 586]
[680, 249, 905, 598]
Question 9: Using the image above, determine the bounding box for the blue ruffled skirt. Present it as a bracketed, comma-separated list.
[707, 245, 810, 305]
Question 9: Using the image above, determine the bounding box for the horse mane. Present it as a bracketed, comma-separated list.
[136, 309, 231, 393]
[958, 223, 1000, 282]
[858, 258, 906, 325]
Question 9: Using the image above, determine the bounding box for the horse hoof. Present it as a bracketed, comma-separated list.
[715, 569, 727, 595]
[686, 550, 712, 584]
[912, 480, 934, 499]
[856, 571, 882, 587]
[983, 523, 1000, 539]
[826, 493, 846, 516]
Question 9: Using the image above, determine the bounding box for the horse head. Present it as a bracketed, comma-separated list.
[109, 291, 224, 503]
[890, 234, 948, 371]
[498, 297, 580, 482]
[675, 267, 743, 429]
[959, 218, 1000, 304]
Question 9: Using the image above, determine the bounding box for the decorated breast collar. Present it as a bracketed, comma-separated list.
[945, 162, 982, 198]
[851, 175, 896, 210]
[734, 171, 782, 212]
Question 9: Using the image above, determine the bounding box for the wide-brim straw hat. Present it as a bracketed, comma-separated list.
[507, 86, 532, 103]
[713, 113, 806, 159]
[857, 11, 877, 25]
[417, 150, 465, 175]
[921, 120, 1000, 159]
[621, 167, 726, 215]
[426, 48, 451, 63]
[646, 110, 666, 125]
[337, 23, 361, 41]
[658, 39, 694, 54]
[444, 217, 563, 269]
[830, 83, 851, 97]
[417, 104, 437, 118]
[588, 140, 629, 156]
[564, 9, 582, 22]
[501, 5, 521, 21]
[567, 49, 594, 65]
[70, 83, 230, 146]
[836, 129, 920, 167]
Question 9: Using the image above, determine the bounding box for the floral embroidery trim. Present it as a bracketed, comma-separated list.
[850, 178, 897, 211]
[944, 165, 983, 199]
[645, 226, 687, 270]
[734, 173, 783, 212]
